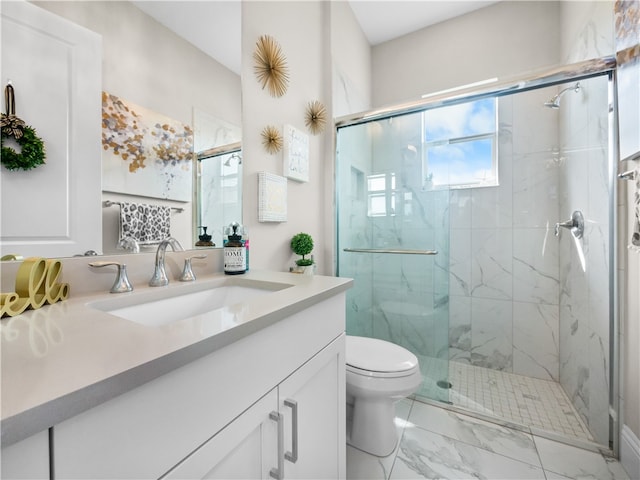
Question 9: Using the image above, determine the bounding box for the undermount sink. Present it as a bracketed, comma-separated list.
[87, 278, 292, 327]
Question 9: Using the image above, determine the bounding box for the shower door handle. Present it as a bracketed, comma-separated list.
[343, 248, 438, 255]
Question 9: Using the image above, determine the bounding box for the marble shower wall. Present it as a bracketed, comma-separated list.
[447, 76, 611, 445]
[557, 75, 611, 446]
[556, 1, 614, 446]
[449, 87, 562, 382]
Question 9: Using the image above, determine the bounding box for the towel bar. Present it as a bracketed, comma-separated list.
[343, 248, 438, 255]
[103, 200, 184, 213]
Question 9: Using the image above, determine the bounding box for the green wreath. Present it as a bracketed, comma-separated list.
[1, 120, 46, 171]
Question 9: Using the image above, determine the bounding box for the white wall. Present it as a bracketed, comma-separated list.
[371, 1, 561, 108]
[241, 1, 330, 273]
[34, 1, 241, 252]
[330, 0, 372, 118]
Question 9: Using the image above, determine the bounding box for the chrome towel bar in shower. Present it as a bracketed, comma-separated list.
[343, 248, 438, 255]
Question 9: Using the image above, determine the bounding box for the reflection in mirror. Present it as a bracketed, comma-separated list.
[0, 1, 242, 258]
[196, 143, 243, 248]
[193, 108, 242, 249]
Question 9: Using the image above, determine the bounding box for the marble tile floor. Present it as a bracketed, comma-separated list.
[347, 400, 630, 480]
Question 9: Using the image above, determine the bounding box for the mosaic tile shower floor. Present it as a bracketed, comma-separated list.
[416, 357, 594, 442]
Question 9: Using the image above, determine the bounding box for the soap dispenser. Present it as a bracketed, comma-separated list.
[195, 226, 214, 247]
[224, 222, 246, 275]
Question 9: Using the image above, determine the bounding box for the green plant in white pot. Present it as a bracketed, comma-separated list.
[290, 232, 315, 274]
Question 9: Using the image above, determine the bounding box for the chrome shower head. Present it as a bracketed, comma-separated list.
[223, 153, 242, 166]
[544, 82, 581, 109]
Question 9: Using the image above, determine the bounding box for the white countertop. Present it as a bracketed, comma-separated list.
[0, 270, 353, 447]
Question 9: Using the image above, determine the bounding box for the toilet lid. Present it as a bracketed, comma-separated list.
[346, 336, 418, 373]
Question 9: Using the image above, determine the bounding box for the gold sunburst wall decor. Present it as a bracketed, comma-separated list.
[261, 125, 283, 154]
[253, 35, 289, 98]
[305, 100, 327, 135]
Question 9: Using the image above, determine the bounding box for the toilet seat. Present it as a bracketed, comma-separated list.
[346, 336, 419, 377]
[347, 363, 419, 378]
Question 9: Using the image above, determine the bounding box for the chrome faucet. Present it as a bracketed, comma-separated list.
[149, 237, 184, 287]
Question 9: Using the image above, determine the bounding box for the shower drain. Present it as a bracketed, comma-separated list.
[437, 380, 453, 389]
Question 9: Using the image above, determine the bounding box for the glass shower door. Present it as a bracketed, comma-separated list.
[336, 111, 451, 403]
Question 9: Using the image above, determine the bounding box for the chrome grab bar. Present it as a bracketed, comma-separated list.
[343, 248, 438, 255]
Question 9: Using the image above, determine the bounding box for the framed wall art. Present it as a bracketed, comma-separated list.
[283, 124, 309, 183]
[258, 171, 287, 222]
[102, 92, 193, 202]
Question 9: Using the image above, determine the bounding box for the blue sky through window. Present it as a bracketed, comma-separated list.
[424, 98, 497, 188]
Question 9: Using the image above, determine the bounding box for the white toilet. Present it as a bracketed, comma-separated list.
[346, 335, 422, 457]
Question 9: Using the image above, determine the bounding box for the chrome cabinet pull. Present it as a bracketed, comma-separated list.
[343, 248, 438, 255]
[284, 399, 298, 464]
[269, 411, 284, 479]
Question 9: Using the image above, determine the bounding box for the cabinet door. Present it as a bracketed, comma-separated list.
[0, 1, 102, 257]
[278, 334, 346, 480]
[163, 389, 278, 480]
[0, 431, 49, 480]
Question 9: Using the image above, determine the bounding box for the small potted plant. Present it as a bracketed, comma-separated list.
[290, 232, 315, 275]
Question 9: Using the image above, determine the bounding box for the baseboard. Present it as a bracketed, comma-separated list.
[621, 425, 640, 480]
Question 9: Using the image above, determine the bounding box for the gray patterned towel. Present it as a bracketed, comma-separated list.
[631, 167, 640, 251]
[119, 202, 171, 245]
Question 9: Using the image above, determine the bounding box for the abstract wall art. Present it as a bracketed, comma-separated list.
[102, 92, 194, 201]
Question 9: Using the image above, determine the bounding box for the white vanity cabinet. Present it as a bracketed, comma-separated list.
[166, 388, 279, 479]
[0, 431, 49, 479]
[164, 335, 345, 480]
[52, 294, 346, 480]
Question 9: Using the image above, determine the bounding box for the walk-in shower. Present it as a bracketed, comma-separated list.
[335, 57, 618, 452]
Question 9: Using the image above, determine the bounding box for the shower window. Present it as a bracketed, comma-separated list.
[367, 173, 396, 217]
[423, 97, 498, 189]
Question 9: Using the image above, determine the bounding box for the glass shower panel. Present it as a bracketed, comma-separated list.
[336, 111, 451, 404]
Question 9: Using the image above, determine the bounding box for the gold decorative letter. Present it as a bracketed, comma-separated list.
[1, 257, 70, 318]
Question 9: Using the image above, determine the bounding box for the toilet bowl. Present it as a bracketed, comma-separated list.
[346, 335, 422, 457]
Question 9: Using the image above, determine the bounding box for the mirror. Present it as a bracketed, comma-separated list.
[193, 109, 242, 248]
[1, 1, 241, 258]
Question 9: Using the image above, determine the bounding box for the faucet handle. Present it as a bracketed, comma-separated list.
[180, 255, 207, 282]
[89, 261, 133, 293]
